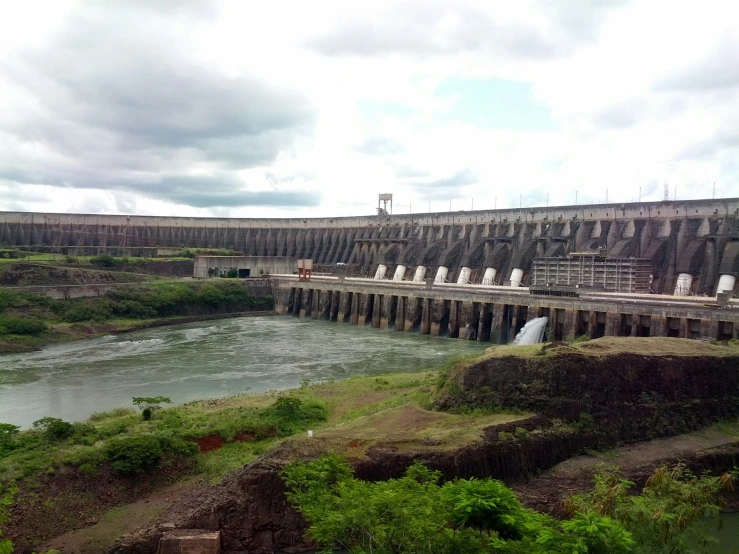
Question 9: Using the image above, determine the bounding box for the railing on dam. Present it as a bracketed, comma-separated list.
[270, 275, 739, 344]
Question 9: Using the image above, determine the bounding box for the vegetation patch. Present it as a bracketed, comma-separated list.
[0, 280, 273, 352]
[283, 454, 734, 554]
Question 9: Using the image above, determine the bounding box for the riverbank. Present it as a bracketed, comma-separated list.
[4, 337, 739, 552]
[0, 280, 273, 353]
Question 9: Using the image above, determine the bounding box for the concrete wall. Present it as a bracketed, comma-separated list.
[193, 256, 297, 278]
[2, 197, 738, 295]
[272, 276, 739, 343]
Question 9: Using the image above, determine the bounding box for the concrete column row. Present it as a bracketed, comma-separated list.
[275, 287, 739, 343]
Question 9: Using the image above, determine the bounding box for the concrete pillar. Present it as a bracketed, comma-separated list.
[630, 314, 639, 337]
[651, 316, 667, 337]
[490, 303, 506, 344]
[404, 296, 419, 332]
[562, 309, 577, 341]
[605, 312, 620, 337]
[380, 295, 395, 329]
[395, 296, 406, 331]
[413, 266, 426, 282]
[420, 298, 432, 334]
[291, 287, 302, 316]
[274, 288, 289, 314]
[449, 301, 461, 338]
[311, 289, 321, 320]
[372, 294, 382, 328]
[350, 293, 360, 325]
[457, 301, 475, 340]
[430, 300, 448, 336]
[357, 294, 369, 325]
[299, 289, 312, 318]
[337, 292, 351, 323]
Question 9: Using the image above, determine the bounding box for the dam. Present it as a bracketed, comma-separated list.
[1, 198, 738, 343]
[2, 197, 739, 297]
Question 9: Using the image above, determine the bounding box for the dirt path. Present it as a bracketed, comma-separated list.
[38, 478, 205, 554]
[514, 426, 739, 515]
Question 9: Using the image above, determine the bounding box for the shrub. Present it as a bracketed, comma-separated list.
[574, 412, 596, 431]
[0, 423, 19, 449]
[514, 427, 530, 440]
[226, 268, 238, 278]
[0, 316, 47, 335]
[89, 254, 119, 267]
[104, 435, 164, 473]
[497, 431, 514, 441]
[62, 301, 113, 322]
[64, 255, 78, 264]
[32, 417, 75, 441]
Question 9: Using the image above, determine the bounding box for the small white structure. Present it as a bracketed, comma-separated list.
[434, 266, 448, 283]
[457, 267, 472, 285]
[393, 265, 407, 281]
[413, 266, 427, 282]
[674, 273, 693, 296]
[482, 268, 497, 285]
[717, 274, 736, 294]
[374, 264, 388, 280]
[510, 268, 524, 287]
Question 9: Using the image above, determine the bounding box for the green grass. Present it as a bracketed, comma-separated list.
[0, 371, 531, 483]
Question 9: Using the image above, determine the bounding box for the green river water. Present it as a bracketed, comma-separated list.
[0, 315, 485, 428]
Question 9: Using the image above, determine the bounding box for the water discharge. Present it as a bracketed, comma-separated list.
[0, 316, 485, 428]
[512, 317, 549, 345]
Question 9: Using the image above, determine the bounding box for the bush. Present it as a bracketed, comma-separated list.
[62, 300, 113, 322]
[104, 435, 163, 473]
[32, 417, 74, 441]
[574, 412, 596, 431]
[0, 423, 19, 449]
[0, 316, 47, 335]
[89, 254, 119, 267]
[64, 255, 78, 264]
[514, 427, 530, 440]
[226, 268, 239, 278]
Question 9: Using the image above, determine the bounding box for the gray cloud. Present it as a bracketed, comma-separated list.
[355, 136, 406, 156]
[657, 37, 739, 91]
[0, 5, 317, 210]
[398, 168, 479, 201]
[674, 124, 739, 162]
[136, 175, 321, 208]
[306, 1, 629, 60]
[591, 98, 647, 129]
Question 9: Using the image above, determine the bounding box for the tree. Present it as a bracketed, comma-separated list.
[132, 396, 171, 421]
[32, 417, 74, 441]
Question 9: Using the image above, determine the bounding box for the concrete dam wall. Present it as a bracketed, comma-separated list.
[2, 197, 738, 295]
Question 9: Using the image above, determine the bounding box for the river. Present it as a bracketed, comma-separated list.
[0, 315, 486, 428]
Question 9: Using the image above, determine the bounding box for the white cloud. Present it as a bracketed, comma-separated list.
[0, 0, 737, 218]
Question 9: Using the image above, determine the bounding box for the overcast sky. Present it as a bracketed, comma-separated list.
[0, 0, 737, 218]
